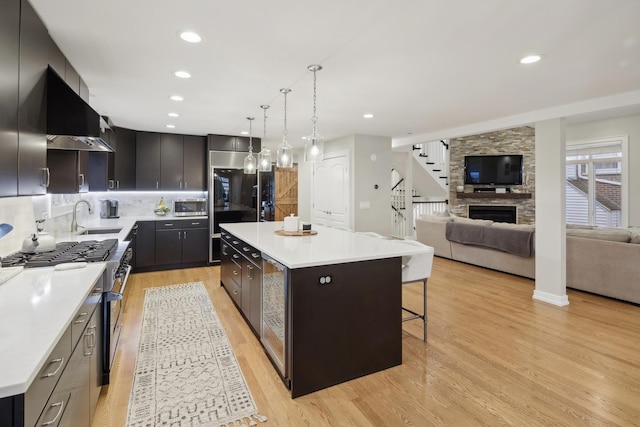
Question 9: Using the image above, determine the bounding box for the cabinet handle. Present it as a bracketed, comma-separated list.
[74, 312, 88, 324]
[42, 358, 64, 378]
[184, 181, 188, 189]
[93, 286, 102, 294]
[42, 168, 50, 188]
[251, 253, 260, 259]
[232, 254, 240, 259]
[178, 231, 181, 240]
[179, 181, 183, 189]
[232, 240, 239, 245]
[233, 289, 238, 295]
[233, 270, 239, 276]
[164, 223, 173, 227]
[183, 231, 187, 239]
[116, 180, 120, 189]
[247, 265, 253, 279]
[222, 245, 228, 256]
[156, 181, 159, 189]
[41, 401, 65, 426]
[79, 173, 85, 188]
[108, 179, 115, 189]
[242, 246, 250, 252]
[191, 222, 200, 225]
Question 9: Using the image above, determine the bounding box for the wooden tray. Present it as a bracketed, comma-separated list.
[275, 229, 318, 236]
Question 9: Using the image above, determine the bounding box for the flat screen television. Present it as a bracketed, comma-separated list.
[464, 154, 523, 185]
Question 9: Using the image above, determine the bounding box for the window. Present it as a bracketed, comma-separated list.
[565, 136, 628, 227]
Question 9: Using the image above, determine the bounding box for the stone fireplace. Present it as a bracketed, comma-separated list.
[468, 205, 517, 223]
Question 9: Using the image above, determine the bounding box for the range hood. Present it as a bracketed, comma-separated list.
[46, 66, 114, 152]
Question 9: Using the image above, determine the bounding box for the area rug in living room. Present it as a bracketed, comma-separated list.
[125, 282, 267, 427]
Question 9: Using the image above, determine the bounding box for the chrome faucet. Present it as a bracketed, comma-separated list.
[70, 199, 93, 232]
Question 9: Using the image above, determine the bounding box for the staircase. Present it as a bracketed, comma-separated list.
[412, 140, 449, 193]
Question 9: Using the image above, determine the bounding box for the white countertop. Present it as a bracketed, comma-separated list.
[0, 263, 106, 398]
[221, 222, 429, 268]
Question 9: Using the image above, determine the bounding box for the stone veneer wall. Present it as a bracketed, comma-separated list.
[449, 126, 535, 224]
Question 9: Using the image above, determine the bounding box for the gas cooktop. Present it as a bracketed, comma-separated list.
[1, 239, 119, 268]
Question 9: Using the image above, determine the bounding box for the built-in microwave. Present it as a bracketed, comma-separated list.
[173, 198, 208, 217]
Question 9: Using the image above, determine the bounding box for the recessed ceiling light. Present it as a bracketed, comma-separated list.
[240, 131, 249, 135]
[170, 95, 184, 101]
[520, 54, 542, 64]
[174, 70, 191, 79]
[363, 113, 374, 119]
[179, 31, 202, 43]
[168, 112, 179, 117]
[166, 124, 176, 129]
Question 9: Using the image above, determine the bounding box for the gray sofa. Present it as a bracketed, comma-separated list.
[416, 214, 640, 304]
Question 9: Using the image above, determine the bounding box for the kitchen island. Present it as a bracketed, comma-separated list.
[220, 222, 430, 398]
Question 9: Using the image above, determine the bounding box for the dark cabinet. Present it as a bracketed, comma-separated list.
[156, 219, 208, 265]
[47, 150, 89, 193]
[0, 0, 20, 197]
[183, 135, 206, 190]
[220, 232, 262, 335]
[208, 134, 261, 153]
[111, 127, 137, 190]
[135, 132, 161, 190]
[136, 132, 205, 191]
[17, 0, 48, 196]
[160, 134, 183, 190]
[134, 221, 156, 268]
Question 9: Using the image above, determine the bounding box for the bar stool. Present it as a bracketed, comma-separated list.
[397, 240, 434, 342]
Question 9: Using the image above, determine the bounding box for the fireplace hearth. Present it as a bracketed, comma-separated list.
[468, 205, 517, 223]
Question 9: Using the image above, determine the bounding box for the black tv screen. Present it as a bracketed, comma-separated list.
[464, 155, 523, 185]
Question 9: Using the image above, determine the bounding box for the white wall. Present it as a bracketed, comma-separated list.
[353, 134, 392, 236]
[565, 113, 640, 226]
[298, 134, 392, 235]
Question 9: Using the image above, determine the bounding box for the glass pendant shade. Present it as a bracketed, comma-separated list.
[276, 141, 293, 168]
[243, 150, 257, 174]
[304, 134, 324, 163]
[259, 147, 272, 172]
[258, 104, 272, 172]
[305, 64, 324, 163]
[243, 116, 256, 174]
[276, 88, 293, 168]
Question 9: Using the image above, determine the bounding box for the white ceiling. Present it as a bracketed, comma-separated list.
[30, 0, 640, 149]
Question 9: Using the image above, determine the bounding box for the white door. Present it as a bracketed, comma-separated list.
[312, 152, 350, 229]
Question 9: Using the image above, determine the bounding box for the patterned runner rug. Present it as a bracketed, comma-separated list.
[125, 282, 267, 427]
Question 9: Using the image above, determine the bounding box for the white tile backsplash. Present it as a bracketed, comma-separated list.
[0, 191, 207, 257]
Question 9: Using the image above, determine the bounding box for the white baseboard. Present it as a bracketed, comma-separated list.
[532, 290, 570, 306]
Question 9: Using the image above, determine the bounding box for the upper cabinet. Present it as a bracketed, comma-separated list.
[17, 0, 48, 196]
[136, 132, 206, 191]
[136, 132, 162, 190]
[0, 0, 20, 197]
[111, 127, 136, 190]
[208, 134, 261, 153]
[47, 150, 89, 193]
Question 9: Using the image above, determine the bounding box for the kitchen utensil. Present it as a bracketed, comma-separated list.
[0, 223, 13, 238]
[21, 220, 56, 254]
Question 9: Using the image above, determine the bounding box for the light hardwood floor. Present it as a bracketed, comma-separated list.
[91, 258, 640, 427]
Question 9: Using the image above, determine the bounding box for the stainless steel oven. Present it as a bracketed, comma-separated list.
[102, 241, 132, 384]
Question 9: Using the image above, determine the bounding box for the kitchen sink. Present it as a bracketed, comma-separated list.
[78, 227, 123, 235]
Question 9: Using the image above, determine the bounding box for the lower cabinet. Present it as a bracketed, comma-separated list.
[155, 219, 208, 266]
[17, 279, 103, 427]
[134, 219, 208, 271]
[220, 232, 262, 335]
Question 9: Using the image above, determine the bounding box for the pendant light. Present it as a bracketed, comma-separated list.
[243, 117, 257, 174]
[304, 64, 324, 163]
[276, 88, 293, 168]
[258, 105, 272, 172]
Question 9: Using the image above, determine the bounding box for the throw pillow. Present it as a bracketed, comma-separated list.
[630, 233, 640, 244]
[452, 216, 494, 226]
[419, 214, 453, 223]
[566, 228, 631, 243]
[491, 222, 535, 232]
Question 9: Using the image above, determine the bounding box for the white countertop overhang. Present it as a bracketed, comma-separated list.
[221, 222, 429, 269]
[0, 263, 106, 398]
